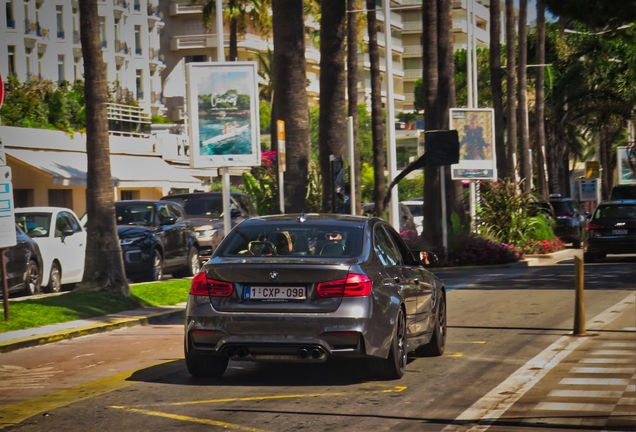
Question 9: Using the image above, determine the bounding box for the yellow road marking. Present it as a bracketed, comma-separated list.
[121, 385, 408, 408]
[0, 360, 179, 430]
[449, 341, 487, 344]
[447, 352, 463, 357]
[110, 407, 271, 432]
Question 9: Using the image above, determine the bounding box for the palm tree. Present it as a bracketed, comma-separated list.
[535, 0, 549, 197]
[437, 0, 464, 226]
[193, 0, 271, 61]
[256, 48, 277, 153]
[366, 0, 386, 217]
[422, 0, 441, 246]
[517, 0, 531, 193]
[505, 0, 518, 184]
[272, 0, 310, 212]
[78, 0, 129, 295]
[490, 0, 508, 179]
[319, 0, 347, 212]
[347, 0, 362, 215]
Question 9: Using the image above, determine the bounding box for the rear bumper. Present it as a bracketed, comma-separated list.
[586, 236, 636, 255]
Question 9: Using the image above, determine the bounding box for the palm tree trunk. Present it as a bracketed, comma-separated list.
[517, 0, 531, 193]
[347, 0, 361, 215]
[366, 0, 386, 216]
[505, 0, 518, 184]
[272, 0, 310, 213]
[229, 17, 238, 61]
[422, 0, 441, 246]
[78, 0, 129, 294]
[490, 0, 507, 180]
[319, 0, 346, 212]
[535, 0, 548, 198]
[437, 0, 464, 226]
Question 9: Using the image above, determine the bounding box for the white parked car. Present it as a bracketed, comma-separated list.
[14, 207, 86, 293]
[401, 200, 424, 235]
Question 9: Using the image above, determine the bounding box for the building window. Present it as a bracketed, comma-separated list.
[136, 69, 143, 100]
[74, 57, 81, 81]
[25, 47, 32, 78]
[7, 46, 16, 76]
[6, 0, 15, 29]
[38, 52, 43, 79]
[134, 25, 142, 55]
[56, 5, 64, 38]
[133, 0, 140, 11]
[58, 55, 65, 82]
[99, 16, 107, 47]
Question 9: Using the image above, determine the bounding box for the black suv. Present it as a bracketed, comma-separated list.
[549, 196, 587, 248]
[584, 200, 636, 263]
[115, 200, 200, 281]
[160, 192, 258, 260]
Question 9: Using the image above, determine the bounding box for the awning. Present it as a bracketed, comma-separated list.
[7, 148, 202, 189]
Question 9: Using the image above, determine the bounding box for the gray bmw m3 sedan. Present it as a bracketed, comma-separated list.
[184, 213, 447, 380]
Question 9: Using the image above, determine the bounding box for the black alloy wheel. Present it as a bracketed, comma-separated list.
[184, 340, 229, 378]
[23, 260, 41, 296]
[188, 247, 200, 276]
[47, 262, 62, 293]
[416, 292, 447, 357]
[368, 307, 407, 380]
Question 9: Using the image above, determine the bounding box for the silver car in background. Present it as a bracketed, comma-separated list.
[184, 213, 446, 380]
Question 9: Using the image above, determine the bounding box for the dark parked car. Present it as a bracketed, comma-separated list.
[549, 197, 588, 248]
[115, 200, 200, 281]
[584, 200, 636, 263]
[610, 184, 636, 201]
[362, 202, 418, 233]
[160, 192, 258, 260]
[184, 213, 446, 380]
[0, 225, 43, 297]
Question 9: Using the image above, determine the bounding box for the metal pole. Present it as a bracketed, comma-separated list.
[573, 256, 586, 335]
[383, 0, 399, 230]
[215, 0, 224, 62]
[470, 180, 476, 233]
[347, 116, 356, 215]
[221, 167, 232, 237]
[278, 169, 285, 214]
[471, 0, 479, 106]
[466, 0, 473, 109]
[2, 250, 9, 321]
[440, 166, 448, 258]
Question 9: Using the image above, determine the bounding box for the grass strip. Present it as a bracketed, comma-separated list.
[0, 279, 191, 333]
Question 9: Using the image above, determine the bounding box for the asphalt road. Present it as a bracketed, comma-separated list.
[1, 256, 634, 431]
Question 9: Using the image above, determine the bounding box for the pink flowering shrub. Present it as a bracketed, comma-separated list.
[520, 238, 565, 255]
[447, 233, 523, 266]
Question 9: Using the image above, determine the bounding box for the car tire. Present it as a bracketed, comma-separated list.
[367, 307, 406, 380]
[583, 252, 597, 263]
[173, 247, 200, 278]
[47, 262, 62, 293]
[147, 249, 163, 281]
[415, 292, 446, 357]
[185, 343, 228, 378]
[572, 233, 582, 249]
[23, 260, 41, 296]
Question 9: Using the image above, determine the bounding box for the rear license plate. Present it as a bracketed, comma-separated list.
[612, 229, 628, 235]
[245, 286, 306, 300]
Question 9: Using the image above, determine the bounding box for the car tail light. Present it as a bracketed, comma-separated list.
[316, 273, 372, 298]
[189, 273, 233, 297]
[586, 223, 603, 231]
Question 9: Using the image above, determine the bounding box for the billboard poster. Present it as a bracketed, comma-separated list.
[450, 108, 497, 180]
[186, 62, 261, 168]
[617, 146, 636, 185]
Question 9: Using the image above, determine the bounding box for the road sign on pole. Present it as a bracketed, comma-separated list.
[585, 161, 600, 179]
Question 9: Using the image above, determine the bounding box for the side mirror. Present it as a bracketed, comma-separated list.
[419, 251, 439, 267]
[230, 208, 242, 218]
[160, 215, 177, 225]
[61, 227, 74, 237]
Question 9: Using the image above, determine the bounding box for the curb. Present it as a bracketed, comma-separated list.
[0, 308, 184, 354]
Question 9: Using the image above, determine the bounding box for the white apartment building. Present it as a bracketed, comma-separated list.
[1, 0, 166, 117]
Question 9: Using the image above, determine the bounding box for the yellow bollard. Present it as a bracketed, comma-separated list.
[573, 256, 586, 335]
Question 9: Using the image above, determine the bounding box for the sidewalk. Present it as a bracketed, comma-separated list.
[0, 248, 582, 354]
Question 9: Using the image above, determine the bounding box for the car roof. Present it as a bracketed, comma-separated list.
[598, 199, 636, 206]
[242, 213, 373, 225]
[15, 206, 76, 213]
[401, 200, 424, 205]
[115, 200, 163, 205]
[161, 192, 246, 199]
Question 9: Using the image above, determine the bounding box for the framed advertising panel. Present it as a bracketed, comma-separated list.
[186, 62, 261, 168]
[617, 146, 636, 185]
[450, 108, 497, 180]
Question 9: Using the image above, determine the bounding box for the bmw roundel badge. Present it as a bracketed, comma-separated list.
[269, 271, 279, 281]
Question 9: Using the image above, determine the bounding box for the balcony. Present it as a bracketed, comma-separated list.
[170, 34, 217, 51]
[403, 44, 422, 56]
[403, 21, 422, 32]
[107, 102, 152, 137]
[149, 48, 165, 71]
[113, 0, 129, 19]
[169, 0, 202, 16]
[73, 30, 80, 44]
[150, 91, 164, 106]
[147, 4, 163, 28]
[404, 68, 422, 80]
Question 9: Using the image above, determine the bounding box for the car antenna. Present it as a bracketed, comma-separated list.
[297, 213, 307, 224]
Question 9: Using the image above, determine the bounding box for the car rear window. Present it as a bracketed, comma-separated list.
[593, 205, 636, 220]
[216, 223, 364, 258]
[610, 185, 636, 200]
[550, 201, 573, 215]
[181, 198, 224, 218]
